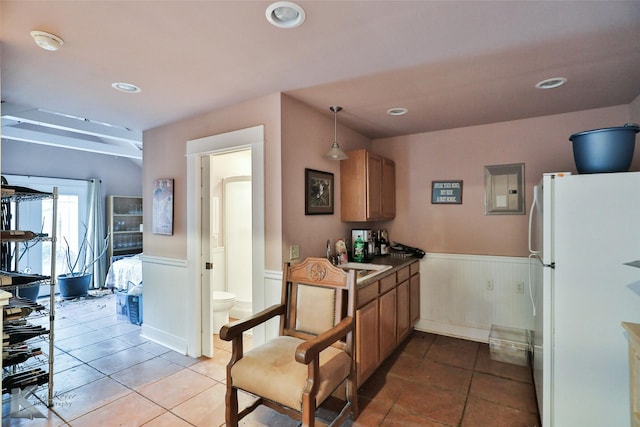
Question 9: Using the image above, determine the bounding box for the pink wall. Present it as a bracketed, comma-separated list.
[141, 92, 373, 269]
[632, 93, 640, 124]
[143, 93, 636, 263]
[280, 95, 369, 261]
[371, 105, 633, 257]
[143, 93, 283, 269]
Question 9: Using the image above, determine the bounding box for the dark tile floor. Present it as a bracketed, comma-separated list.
[2, 292, 540, 426]
[352, 332, 540, 426]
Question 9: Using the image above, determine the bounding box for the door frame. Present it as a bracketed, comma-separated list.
[186, 125, 265, 357]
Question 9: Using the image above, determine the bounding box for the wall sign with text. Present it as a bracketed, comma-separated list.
[431, 180, 463, 204]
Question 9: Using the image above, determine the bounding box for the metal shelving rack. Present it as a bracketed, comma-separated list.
[1, 186, 57, 409]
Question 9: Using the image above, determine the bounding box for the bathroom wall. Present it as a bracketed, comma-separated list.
[224, 177, 252, 319]
[210, 151, 252, 318]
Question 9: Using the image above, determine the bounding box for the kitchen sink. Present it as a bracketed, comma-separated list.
[338, 262, 392, 284]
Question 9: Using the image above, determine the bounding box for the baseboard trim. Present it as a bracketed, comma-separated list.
[415, 319, 490, 343]
[141, 323, 188, 355]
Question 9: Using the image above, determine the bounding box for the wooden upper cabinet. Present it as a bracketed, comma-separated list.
[340, 149, 396, 222]
[382, 157, 396, 218]
[367, 153, 383, 219]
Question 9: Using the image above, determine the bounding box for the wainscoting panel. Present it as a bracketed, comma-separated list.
[140, 255, 189, 353]
[262, 269, 284, 345]
[416, 253, 534, 343]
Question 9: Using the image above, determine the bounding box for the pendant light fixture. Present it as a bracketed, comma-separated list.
[325, 106, 348, 160]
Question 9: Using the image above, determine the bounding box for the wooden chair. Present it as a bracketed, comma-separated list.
[219, 257, 358, 427]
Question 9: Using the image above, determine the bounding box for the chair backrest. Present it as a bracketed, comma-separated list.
[281, 258, 356, 352]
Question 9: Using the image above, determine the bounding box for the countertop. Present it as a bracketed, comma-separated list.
[354, 255, 420, 288]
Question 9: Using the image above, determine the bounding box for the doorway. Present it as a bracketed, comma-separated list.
[186, 125, 265, 358]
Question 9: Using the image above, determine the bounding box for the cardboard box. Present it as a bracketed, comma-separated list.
[127, 294, 143, 326]
[489, 324, 530, 367]
[116, 290, 128, 320]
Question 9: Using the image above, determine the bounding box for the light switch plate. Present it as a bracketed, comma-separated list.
[290, 244, 300, 260]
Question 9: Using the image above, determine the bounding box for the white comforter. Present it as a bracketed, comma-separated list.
[105, 254, 142, 291]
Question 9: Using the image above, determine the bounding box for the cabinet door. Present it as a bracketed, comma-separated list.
[366, 152, 383, 220]
[397, 280, 411, 342]
[340, 150, 368, 222]
[356, 299, 379, 386]
[379, 288, 397, 361]
[381, 158, 395, 219]
[410, 273, 421, 325]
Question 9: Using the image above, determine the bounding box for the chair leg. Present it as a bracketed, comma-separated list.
[226, 385, 239, 427]
[301, 394, 316, 427]
[348, 376, 358, 420]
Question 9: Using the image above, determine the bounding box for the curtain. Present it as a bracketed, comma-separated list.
[86, 179, 106, 288]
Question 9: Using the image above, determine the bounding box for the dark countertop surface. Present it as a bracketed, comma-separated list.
[353, 255, 420, 288]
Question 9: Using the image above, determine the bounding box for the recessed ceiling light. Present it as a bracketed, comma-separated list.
[535, 77, 567, 90]
[30, 30, 64, 51]
[266, 1, 305, 28]
[112, 82, 141, 93]
[387, 107, 408, 116]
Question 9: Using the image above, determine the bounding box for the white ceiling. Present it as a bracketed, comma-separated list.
[2, 1, 640, 158]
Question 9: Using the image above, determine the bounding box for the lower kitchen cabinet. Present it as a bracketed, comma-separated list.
[397, 279, 411, 342]
[379, 288, 397, 361]
[410, 272, 420, 325]
[355, 299, 379, 385]
[354, 260, 420, 387]
[622, 322, 640, 427]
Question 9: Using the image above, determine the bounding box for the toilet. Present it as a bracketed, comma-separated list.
[212, 291, 237, 333]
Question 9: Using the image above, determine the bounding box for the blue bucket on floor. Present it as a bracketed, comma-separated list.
[17, 285, 40, 302]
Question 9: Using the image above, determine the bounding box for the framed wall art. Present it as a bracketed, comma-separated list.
[152, 178, 174, 235]
[305, 168, 334, 215]
[432, 180, 463, 204]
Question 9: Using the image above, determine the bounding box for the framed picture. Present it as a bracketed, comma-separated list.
[152, 178, 174, 235]
[484, 163, 525, 215]
[432, 180, 463, 204]
[305, 168, 334, 215]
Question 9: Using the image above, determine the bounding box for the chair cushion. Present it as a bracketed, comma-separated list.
[230, 336, 351, 411]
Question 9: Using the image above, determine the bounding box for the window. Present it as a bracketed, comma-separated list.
[3, 175, 88, 280]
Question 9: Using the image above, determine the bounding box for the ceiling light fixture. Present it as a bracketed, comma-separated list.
[112, 82, 142, 93]
[30, 30, 64, 51]
[266, 1, 305, 29]
[387, 107, 408, 116]
[535, 77, 567, 90]
[325, 106, 348, 161]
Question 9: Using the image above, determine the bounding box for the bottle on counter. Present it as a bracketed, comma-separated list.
[353, 235, 365, 262]
[379, 229, 390, 255]
[372, 231, 380, 256]
[335, 239, 348, 265]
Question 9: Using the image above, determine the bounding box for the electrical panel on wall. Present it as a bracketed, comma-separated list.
[484, 163, 525, 215]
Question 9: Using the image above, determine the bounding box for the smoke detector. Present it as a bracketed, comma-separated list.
[30, 30, 64, 51]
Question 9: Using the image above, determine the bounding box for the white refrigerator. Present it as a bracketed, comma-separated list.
[529, 172, 640, 426]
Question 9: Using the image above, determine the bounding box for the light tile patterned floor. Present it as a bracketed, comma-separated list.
[2, 293, 540, 426]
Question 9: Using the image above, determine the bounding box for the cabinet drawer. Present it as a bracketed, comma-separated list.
[380, 273, 397, 294]
[397, 266, 410, 283]
[410, 261, 420, 276]
[357, 282, 379, 308]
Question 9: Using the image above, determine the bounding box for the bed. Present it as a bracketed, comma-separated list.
[105, 253, 142, 291]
